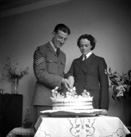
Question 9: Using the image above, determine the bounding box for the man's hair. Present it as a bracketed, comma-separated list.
[77, 34, 96, 50]
[54, 23, 71, 35]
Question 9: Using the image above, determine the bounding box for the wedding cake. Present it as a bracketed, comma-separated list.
[50, 87, 93, 111]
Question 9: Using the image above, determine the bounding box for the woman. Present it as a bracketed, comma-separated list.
[66, 34, 109, 114]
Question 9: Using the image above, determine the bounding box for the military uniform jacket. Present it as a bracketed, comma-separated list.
[66, 53, 109, 110]
[32, 42, 66, 106]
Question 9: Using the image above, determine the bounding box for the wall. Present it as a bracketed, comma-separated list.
[0, 0, 131, 125]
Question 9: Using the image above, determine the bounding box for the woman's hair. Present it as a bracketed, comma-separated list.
[77, 34, 96, 50]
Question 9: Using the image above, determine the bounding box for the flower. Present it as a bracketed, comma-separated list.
[107, 67, 131, 100]
[2, 57, 29, 81]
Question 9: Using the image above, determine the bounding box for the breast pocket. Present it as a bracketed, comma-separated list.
[46, 58, 58, 74]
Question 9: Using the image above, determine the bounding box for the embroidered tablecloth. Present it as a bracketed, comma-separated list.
[34, 115, 130, 137]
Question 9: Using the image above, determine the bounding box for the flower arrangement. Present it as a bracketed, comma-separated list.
[107, 67, 131, 100]
[2, 57, 29, 94]
[2, 57, 29, 81]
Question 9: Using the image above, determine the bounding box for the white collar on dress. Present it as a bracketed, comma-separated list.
[82, 51, 92, 60]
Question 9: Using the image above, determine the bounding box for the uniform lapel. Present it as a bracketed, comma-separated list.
[84, 53, 95, 66]
[47, 42, 57, 56]
[75, 56, 87, 73]
[75, 54, 96, 73]
[46, 42, 64, 63]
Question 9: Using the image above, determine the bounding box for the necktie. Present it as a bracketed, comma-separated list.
[83, 54, 87, 61]
[56, 48, 60, 57]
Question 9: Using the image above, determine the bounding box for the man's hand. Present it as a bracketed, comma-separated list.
[62, 78, 70, 90]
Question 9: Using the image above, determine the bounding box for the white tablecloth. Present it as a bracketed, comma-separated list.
[34, 115, 130, 137]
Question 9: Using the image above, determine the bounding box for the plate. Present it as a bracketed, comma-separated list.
[40, 109, 102, 117]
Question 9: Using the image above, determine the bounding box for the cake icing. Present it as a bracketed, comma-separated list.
[50, 87, 93, 111]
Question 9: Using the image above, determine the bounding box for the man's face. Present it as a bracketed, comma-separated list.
[52, 30, 69, 49]
[79, 38, 92, 55]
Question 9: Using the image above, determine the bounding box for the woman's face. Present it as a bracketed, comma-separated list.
[52, 30, 68, 49]
[79, 38, 92, 55]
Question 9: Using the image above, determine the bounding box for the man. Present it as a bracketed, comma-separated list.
[32, 24, 71, 121]
[66, 34, 109, 115]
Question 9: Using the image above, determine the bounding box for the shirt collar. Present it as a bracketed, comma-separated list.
[86, 51, 92, 58]
[82, 51, 92, 60]
[50, 41, 57, 52]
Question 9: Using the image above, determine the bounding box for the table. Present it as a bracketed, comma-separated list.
[34, 115, 130, 137]
[6, 127, 35, 137]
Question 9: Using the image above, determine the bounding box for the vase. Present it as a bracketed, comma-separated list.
[12, 78, 19, 94]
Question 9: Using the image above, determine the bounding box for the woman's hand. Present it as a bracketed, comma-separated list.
[100, 109, 108, 115]
[68, 76, 74, 88]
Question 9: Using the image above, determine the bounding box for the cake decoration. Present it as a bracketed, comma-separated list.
[50, 87, 94, 111]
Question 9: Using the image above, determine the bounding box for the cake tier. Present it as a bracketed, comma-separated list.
[52, 98, 93, 110]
